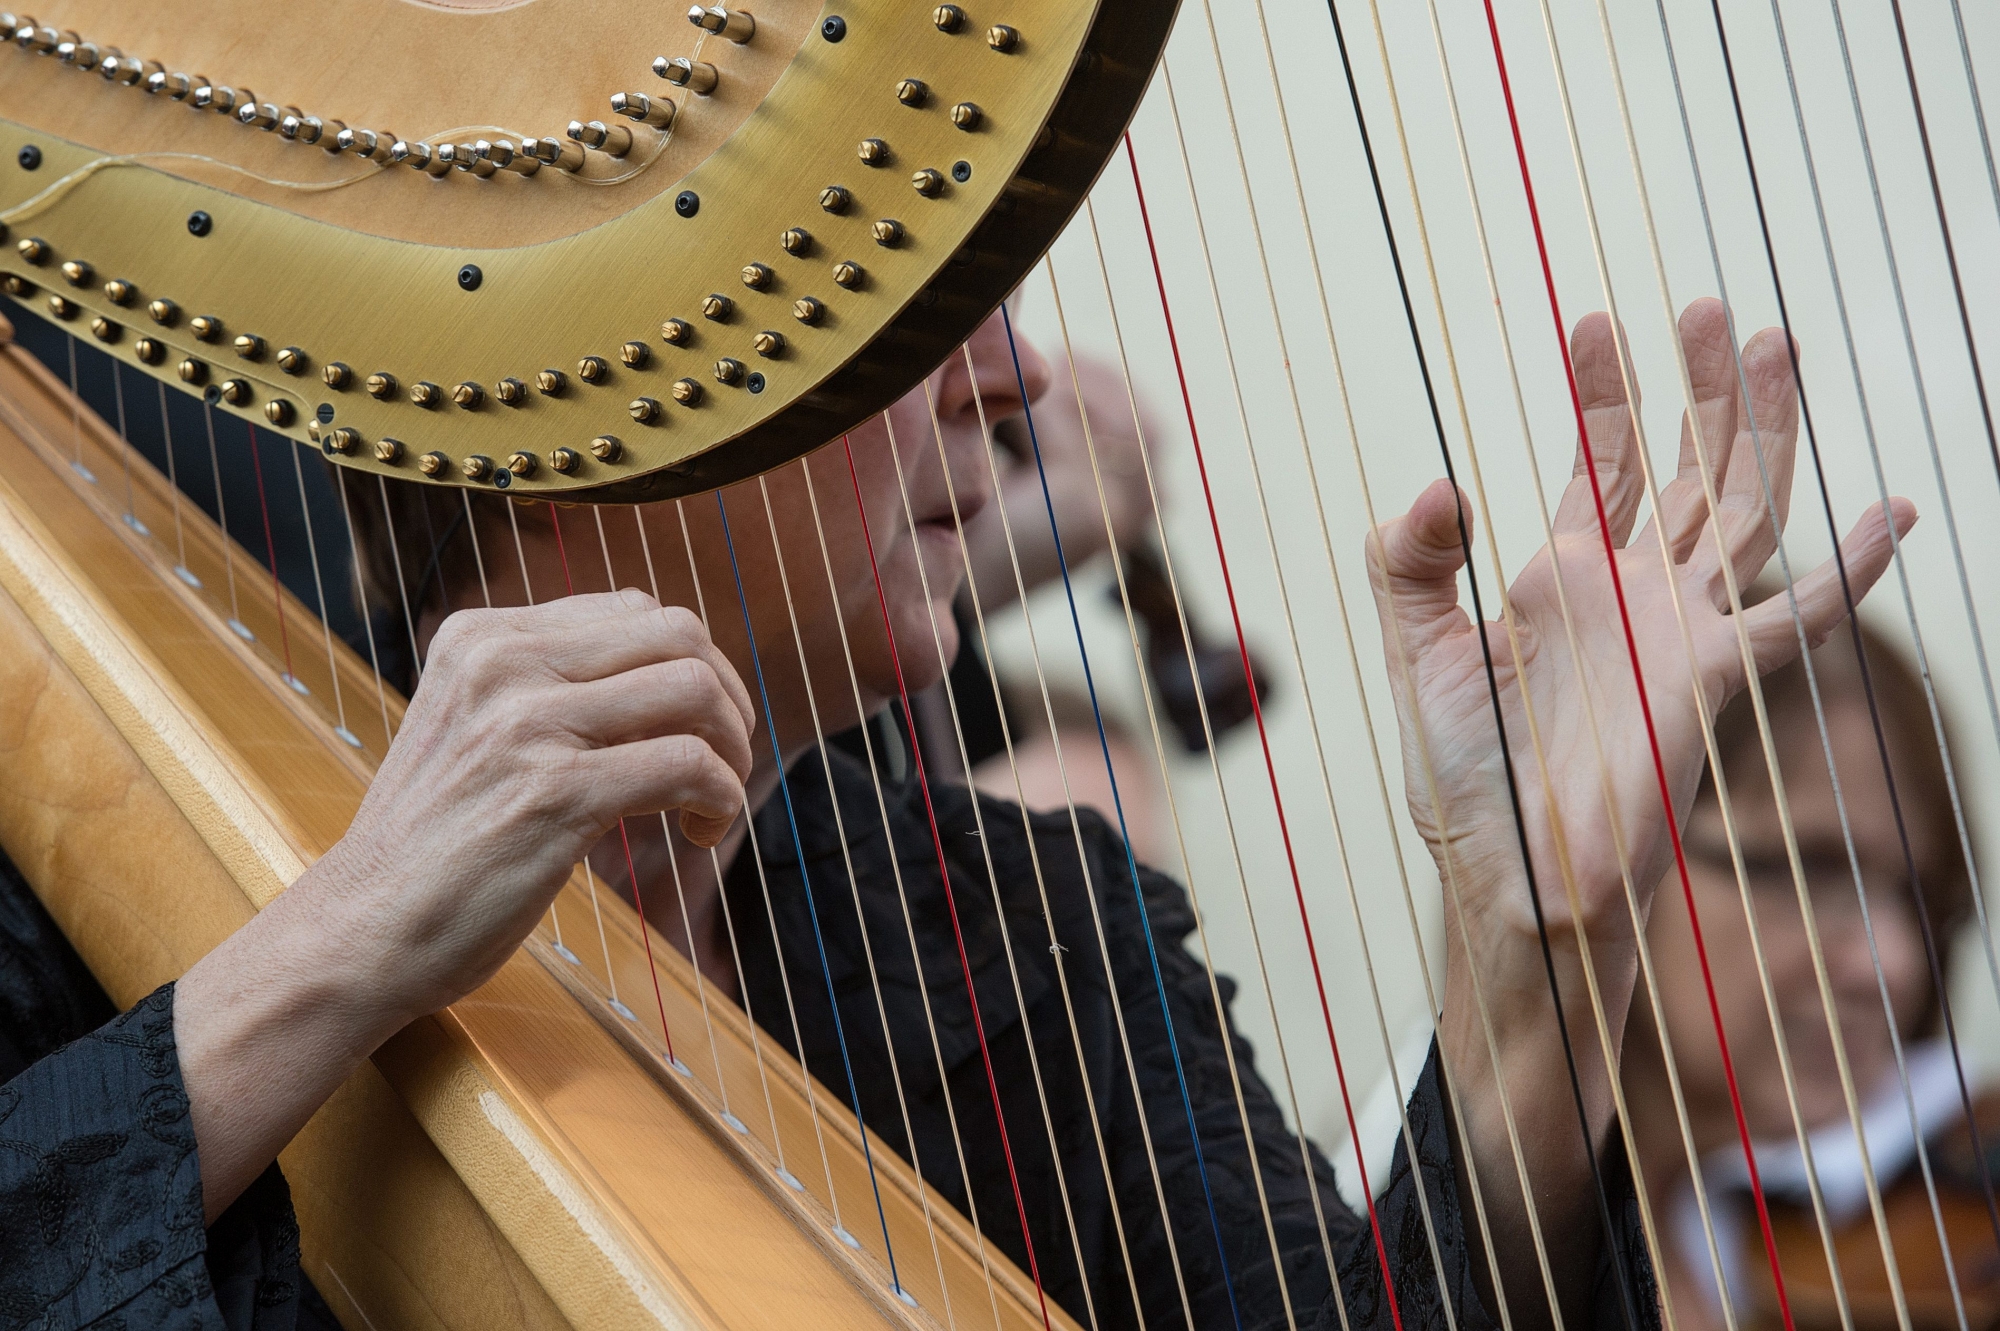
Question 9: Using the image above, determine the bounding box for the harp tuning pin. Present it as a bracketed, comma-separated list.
[192, 84, 242, 115]
[752, 330, 785, 358]
[567, 119, 634, 158]
[451, 381, 484, 409]
[461, 142, 499, 178]
[858, 138, 890, 166]
[58, 259, 90, 287]
[660, 318, 693, 346]
[276, 346, 308, 375]
[819, 184, 851, 214]
[687, 5, 755, 42]
[189, 314, 223, 342]
[21, 25, 54, 53]
[832, 260, 864, 289]
[507, 451, 537, 478]
[896, 79, 930, 108]
[619, 340, 651, 368]
[713, 357, 745, 386]
[792, 296, 825, 325]
[236, 101, 282, 130]
[317, 120, 348, 153]
[656, 58, 718, 95]
[409, 380, 443, 408]
[103, 55, 145, 86]
[535, 367, 568, 396]
[911, 167, 945, 197]
[528, 137, 587, 172]
[741, 263, 772, 291]
[88, 316, 118, 343]
[627, 396, 662, 424]
[872, 218, 905, 246]
[392, 140, 453, 177]
[986, 24, 1019, 51]
[670, 378, 703, 406]
[611, 92, 676, 128]
[371, 436, 401, 463]
[263, 399, 295, 426]
[15, 236, 47, 264]
[134, 337, 164, 365]
[473, 138, 538, 176]
[233, 333, 265, 361]
[933, 4, 965, 31]
[577, 355, 611, 384]
[365, 371, 398, 399]
[321, 361, 352, 389]
[335, 127, 394, 163]
[102, 278, 134, 305]
[218, 378, 252, 406]
[494, 376, 526, 405]
[951, 101, 982, 130]
[460, 454, 493, 481]
[147, 298, 178, 326]
[780, 227, 813, 256]
[417, 451, 448, 477]
[549, 446, 581, 474]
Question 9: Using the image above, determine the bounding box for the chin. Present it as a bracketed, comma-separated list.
[890, 605, 959, 691]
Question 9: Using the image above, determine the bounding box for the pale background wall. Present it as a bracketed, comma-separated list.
[981, 0, 2000, 1178]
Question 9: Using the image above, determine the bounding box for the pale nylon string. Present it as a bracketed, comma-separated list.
[1947, 0, 1999, 240]
[332, 470, 394, 747]
[64, 335, 89, 480]
[889, 381, 1200, 1328]
[207, 403, 248, 640]
[1027, 263, 1350, 1320]
[498, 506, 567, 963]
[745, 472, 960, 1313]
[875, 401, 1202, 1328]
[284, 439, 356, 747]
[107, 361, 145, 537]
[154, 381, 198, 588]
[1149, 41, 1563, 1323]
[377, 475, 422, 687]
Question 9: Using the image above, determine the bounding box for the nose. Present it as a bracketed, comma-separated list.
[932, 304, 1053, 427]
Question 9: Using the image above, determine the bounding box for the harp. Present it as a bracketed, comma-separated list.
[0, 0, 1996, 1327]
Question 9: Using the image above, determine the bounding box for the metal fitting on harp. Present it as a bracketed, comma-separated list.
[567, 120, 634, 158]
[740, 263, 773, 291]
[857, 138, 890, 166]
[687, 5, 754, 43]
[262, 399, 294, 426]
[535, 368, 568, 396]
[409, 380, 444, 408]
[133, 337, 163, 364]
[872, 218, 905, 247]
[146, 298, 178, 326]
[589, 435, 623, 462]
[792, 296, 825, 325]
[88, 316, 119, 343]
[176, 357, 206, 385]
[391, 140, 454, 177]
[451, 381, 485, 409]
[320, 427, 361, 455]
[669, 378, 703, 406]
[506, 451, 537, 478]
[192, 84, 245, 116]
[189, 314, 223, 342]
[218, 378, 252, 406]
[416, 451, 448, 477]
[58, 259, 90, 287]
[752, 330, 785, 358]
[655, 58, 718, 96]
[494, 377, 526, 406]
[334, 127, 395, 164]
[102, 279, 134, 305]
[986, 24, 1020, 51]
[232, 333, 265, 361]
[933, 4, 966, 32]
[895, 79, 930, 108]
[780, 227, 813, 257]
[474, 139, 539, 176]
[832, 260, 864, 289]
[527, 137, 586, 173]
[611, 92, 675, 129]
[548, 446, 581, 474]
[15, 236, 47, 265]
[628, 397, 662, 424]
[365, 371, 398, 400]
[276, 347, 308, 376]
[577, 356, 610, 384]
[660, 318, 694, 346]
[321, 362, 351, 389]
[619, 341, 651, 369]
[460, 454, 493, 481]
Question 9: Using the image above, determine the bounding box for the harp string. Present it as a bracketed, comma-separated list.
[1030, 255, 1333, 1324]
[378, 474, 423, 686]
[283, 436, 354, 746]
[153, 381, 196, 588]
[332, 469, 395, 746]
[882, 401, 1114, 1328]
[242, 426, 299, 693]
[461, 492, 490, 608]
[1947, 0, 2000, 229]
[836, 431, 1062, 1330]
[108, 361, 143, 536]
[64, 335, 90, 481]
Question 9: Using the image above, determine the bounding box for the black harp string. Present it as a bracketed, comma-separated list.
[1314, 0, 1639, 1324]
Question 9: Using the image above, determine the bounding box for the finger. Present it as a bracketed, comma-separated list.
[1742, 499, 1916, 669]
[564, 656, 755, 782]
[1641, 299, 1740, 562]
[537, 602, 755, 727]
[1553, 313, 1649, 546]
[580, 732, 747, 849]
[1686, 327, 1801, 600]
[1367, 478, 1475, 664]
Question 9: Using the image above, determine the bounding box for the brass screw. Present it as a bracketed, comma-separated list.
[102, 278, 135, 305]
[507, 451, 538, 478]
[46, 294, 75, 319]
[896, 78, 930, 108]
[371, 436, 401, 463]
[59, 259, 90, 287]
[461, 454, 493, 481]
[589, 435, 623, 462]
[549, 447, 581, 474]
[365, 372, 398, 400]
[741, 263, 773, 291]
[134, 336, 164, 364]
[263, 399, 294, 426]
[833, 260, 864, 289]
[410, 381, 443, 408]
[619, 340, 650, 368]
[417, 451, 448, 477]
[306, 420, 322, 443]
[578, 355, 610, 384]
[176, 358, 207, 385]
[276, 346, 308, 376]
[670, 378, 703, 406]
[986, 23, 1019, 50]
[536, 368, 568, 396]
[951, 101, 982, 130]
[933, 4, 965, 31]
[451, 381, 484, 409]
[611, 91, 676, 128]
[219, 379, 252, 406]
[713, 357, 745, 385]
[780, 227, 813, 256]
[628, 396, 662, 424]
[322, 361, 353, 390]
[656, 58, 718, 95]
[16, 237, 47, 265]
[327, 427, 364, 455]
[912, 168, 945, 197]
[793, 296, 826, 325]
[147, 298, 178, 326]
[660, 318, 693, 346]
[753, 330, 785, 358]
[88, 316, 119, 343]
[495, 377, 526, 405]
[858, 138, 890, 165]
[233, 333, 266, 361]
[190, 314, 223, 342]
[819, 185, 851, 214]
[872, 218, 905, 247]
[1, 274, 30, 296]
[701, 293, 734, 322]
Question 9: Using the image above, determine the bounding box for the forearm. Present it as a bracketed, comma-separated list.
[174, 852, 410, 1225]
[1439, 896, 1639, 1331]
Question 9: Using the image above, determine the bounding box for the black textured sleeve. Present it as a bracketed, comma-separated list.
[0, 983, 312, 1330]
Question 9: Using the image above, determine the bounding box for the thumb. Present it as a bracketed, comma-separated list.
[1368, 479, 1475, 654]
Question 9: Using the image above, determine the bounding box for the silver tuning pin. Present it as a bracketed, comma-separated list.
[390, 139, 454, 177]
[653, 56, 718, 95]
[686, 5, 754, 43]
[475, 138, 540, 176]
[610, 91, 675, 129]
[567, 119, 635, 158]
[527, 137, 587, 173]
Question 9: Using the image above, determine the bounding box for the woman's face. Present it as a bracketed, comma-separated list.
[1647, 702, 1933, 1144]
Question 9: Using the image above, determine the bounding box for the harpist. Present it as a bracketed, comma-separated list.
[0, 298, 1912, 1330]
